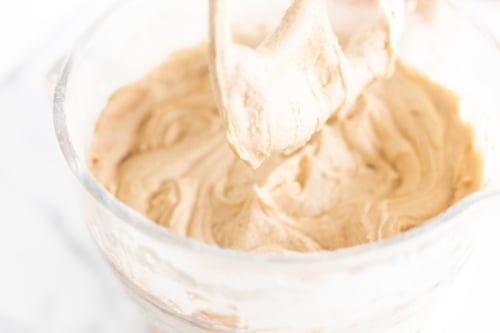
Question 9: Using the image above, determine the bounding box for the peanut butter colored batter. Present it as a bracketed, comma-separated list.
[89, 41, 482, 252]
[209, 0, 404, 168]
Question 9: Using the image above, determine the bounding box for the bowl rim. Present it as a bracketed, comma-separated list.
[53, 0, 500, 268]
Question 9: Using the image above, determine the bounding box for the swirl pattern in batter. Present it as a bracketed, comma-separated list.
[89, 43, 482, 252]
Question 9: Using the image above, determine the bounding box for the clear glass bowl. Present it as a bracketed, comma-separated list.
[53, 1, 500, 332]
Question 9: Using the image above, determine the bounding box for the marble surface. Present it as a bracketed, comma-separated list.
[0, 1, 499, 332]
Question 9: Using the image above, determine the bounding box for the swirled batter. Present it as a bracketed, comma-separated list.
[89, 42, 482, 252]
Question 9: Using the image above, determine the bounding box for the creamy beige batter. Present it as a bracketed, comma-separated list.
[209, 0, 404, 168]
[89, 41, 482, 252]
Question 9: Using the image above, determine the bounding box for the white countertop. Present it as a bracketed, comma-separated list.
[0, 1, 499, 332]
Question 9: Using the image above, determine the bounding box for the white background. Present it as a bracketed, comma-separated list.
[0, 1, 499, 332]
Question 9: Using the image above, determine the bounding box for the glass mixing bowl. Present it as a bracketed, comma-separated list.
[53, 0, 500, 332]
